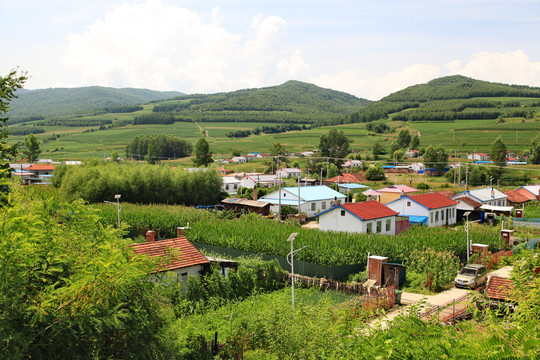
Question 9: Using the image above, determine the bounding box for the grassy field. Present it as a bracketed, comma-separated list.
[7, 94, 540, 163]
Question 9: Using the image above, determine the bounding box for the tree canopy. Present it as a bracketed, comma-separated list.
[125, 134, 192, 162]
[0, 186, 170, 358]
[193, 137, 214, 167]
[423, 145, 448, 174]
[318, 129, 351, 165]
[22, 133, 41, 162]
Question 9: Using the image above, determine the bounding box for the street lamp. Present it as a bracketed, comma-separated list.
[286, 232, 309, 310]
[464, 211, 471, 262]
[104, 194, 121, 227]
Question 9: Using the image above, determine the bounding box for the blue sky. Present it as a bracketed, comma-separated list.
[2, 0, 540, 100]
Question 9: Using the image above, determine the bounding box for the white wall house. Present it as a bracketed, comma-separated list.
[386, 192, 459, 227]
[222, 176, 241, 195]
[276, 168, 303, 179]
[260, 185, 346, 218]
[317, 201, 399, 235]
[240, 174, 282, 189]
[467, 153, 490, 161]
[452, 188, 508, 207]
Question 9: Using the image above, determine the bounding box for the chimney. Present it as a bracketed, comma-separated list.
[145, 230, 156, 242]
[177, 227, 184, 237]
[253, 188, 258, 201]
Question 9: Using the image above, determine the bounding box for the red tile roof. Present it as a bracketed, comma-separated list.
[486, 276, 514, 301]
[129, 237, 209, 272]
[325, 172, 366, 183]
[438, 191, 456, 198]
[408, 192, 459, 209]
[504, 190, 531, 204]
[340, 201, 398, 220]
[457, 196, 482, 209]
[515, 187, 537, 201]
[26, 164, 55, 171]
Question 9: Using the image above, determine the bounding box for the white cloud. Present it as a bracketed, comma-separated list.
[59, 0, 308, 92]
[311, 64, 441, 100]
[446, 50, 540, 87]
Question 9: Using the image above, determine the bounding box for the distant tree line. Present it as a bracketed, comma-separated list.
[226, 123, 309, 138]
[7, 126, 45, 135]
[125, 134, 192, 161]
[102, 104, 143, 113]
[35, 118, 113, 127]
[53, 162, 224, 205]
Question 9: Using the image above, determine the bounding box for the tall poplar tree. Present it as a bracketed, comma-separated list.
[194, 137, 213, 167]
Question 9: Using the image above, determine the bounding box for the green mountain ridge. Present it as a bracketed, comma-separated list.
[345, 75, 540, 124]
[8, 86, 185, 120]
[151, 80, 371, 125]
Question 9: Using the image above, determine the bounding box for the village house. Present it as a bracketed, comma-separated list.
[20, 164, 55, 185]
[513, 185, 540, 201]
[377, 184, 419, 204]
[239, 174, 282, 189]
[129, 230, 210, 284]
[409, 162, 425, 173]
[452, 187, 508, 207]
[276, 167, 303, 179]
[386, 192, 459, 227]
[504, 189, 532, 208]
[341, 160, 363, 169]
[405, 149, 419, 158]
[467, 153, 490, 161]
[317, 201, 402, 235]
[323, 172, 366, 186]
[260, 185, 346, 218]
[221, 176, 241, 195]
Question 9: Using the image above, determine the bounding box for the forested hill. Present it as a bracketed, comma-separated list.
[8, 86, 184, 120]
[343, 75, 540, 124]
[151, 80, 370, 124]
[382, 75, 540, 102]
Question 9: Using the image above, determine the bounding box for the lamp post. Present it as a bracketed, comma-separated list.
[286, 232, 309, 310]
[104, 194, 121, 227]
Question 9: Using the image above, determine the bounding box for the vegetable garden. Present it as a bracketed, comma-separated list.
[97, 203, 505, 267]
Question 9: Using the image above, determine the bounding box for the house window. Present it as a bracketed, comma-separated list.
[376, 221, 382, 233]
[366, 223, 372, 234]
[430, 212, 434, 224]
[407, 201, 411, 207]
[234, 184, 237, 190]
[435, 211, 439, 222]
[441, 210, 445, 221]
[386, 219, 391, 231]
[322, 202, 327, 210]
[283, 193, 286, 197]
[311, 202, 316, 211]
[341, 210, 346, 216]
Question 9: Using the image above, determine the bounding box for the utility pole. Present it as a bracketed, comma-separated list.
[465, 163, 469, 190]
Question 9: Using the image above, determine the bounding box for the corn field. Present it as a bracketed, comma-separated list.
[97, 204, 505, 267]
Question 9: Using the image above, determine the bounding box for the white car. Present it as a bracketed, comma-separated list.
[454, 264, 488, 289]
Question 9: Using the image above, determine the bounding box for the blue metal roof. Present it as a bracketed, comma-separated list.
[281, 185, 346, 202]
[406, 215, 428, 224]
[338, 184, 369, 189]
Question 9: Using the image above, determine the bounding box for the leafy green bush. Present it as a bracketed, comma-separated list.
[405, 248, 461, 292]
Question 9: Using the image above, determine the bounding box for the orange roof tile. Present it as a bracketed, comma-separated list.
[26, 164, 55, 171]
[325, 172, 366, 183]
[504, 190, 531, 204]
[486, 276, 514, 301]
[457, 196, 482, 209]
[129, 237, 209, 272]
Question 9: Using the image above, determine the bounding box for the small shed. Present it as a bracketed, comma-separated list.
[221, 198, 271, 215]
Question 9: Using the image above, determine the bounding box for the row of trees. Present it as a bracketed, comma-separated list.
[53, 162, 224, 205]
[125, 134, 192, 162]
